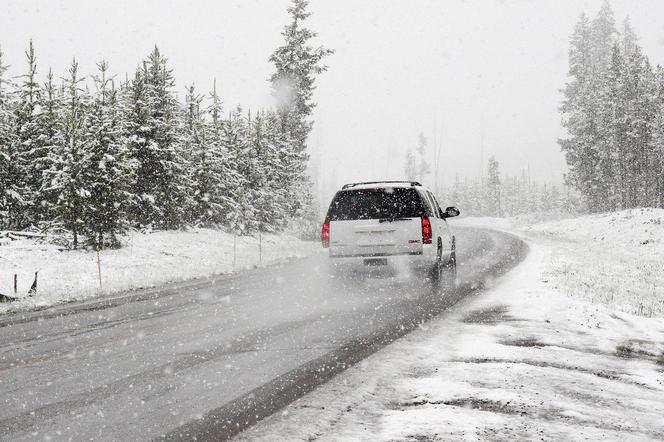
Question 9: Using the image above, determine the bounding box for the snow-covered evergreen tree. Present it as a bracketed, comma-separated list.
[415, 132, 431, 182]
[184, 83, 235, 227]
[404, 150, 417, 181]
[266, 109, 300, 228]
[126, 47, 190, 229]
[123, 68, 150, 226]
[182, 84, 207, 224]
[83, 61, 131, 247]
[48, 59, 89, 249]
[560, 13, 601, 211]
[205, 80, 242, 226]
[223, 106, 255, 234]
[596, 44, 623, 211]
[652, 67, 664, 207]
[38, 68, 64, 224]
[13, 40, 45, 227]
[0, 46, 19, 229]
[621, 44, 654, 208]
[486, 156, 501, 216]
[269, 0, 333, 225]
[590, 0, 617, 72]
[403, 133, 431, 183]
[269, 0, 333, 152]
[249, 109, 294, 232]
[620, 17, 638, 58]
[550, 184, 562, 212]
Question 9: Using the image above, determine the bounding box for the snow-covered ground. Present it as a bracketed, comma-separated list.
[0, 229, 318, 314]
[525, 209, 664, 317]
[459, 208, 664, 317]
[236, 209, 664, 441]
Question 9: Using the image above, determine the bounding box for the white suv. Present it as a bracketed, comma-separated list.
[321, 181, 460, 282]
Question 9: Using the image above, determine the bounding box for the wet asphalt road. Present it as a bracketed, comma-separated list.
[0, 227, 527, 441]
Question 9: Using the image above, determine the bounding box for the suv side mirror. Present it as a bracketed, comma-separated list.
[442, 206, 460, 218]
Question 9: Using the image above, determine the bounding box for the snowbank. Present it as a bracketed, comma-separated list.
[524, 208, 664, 317]
[0, 229, 319, 314]
[236, 230, 664, 441]
[453, 208, 664, 317]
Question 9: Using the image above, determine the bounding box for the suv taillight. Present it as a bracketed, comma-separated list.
[421, 216, 432, 244]
[321, 220, 330, 248]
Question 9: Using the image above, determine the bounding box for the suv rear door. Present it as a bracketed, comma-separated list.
[325, 187, 429, 257]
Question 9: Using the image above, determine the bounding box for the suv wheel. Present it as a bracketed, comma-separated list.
[430, 238, 444, 283]
[433, 237, 457, 292]
[444, 237, 458, 289]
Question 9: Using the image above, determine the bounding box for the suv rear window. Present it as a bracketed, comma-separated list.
[326, 188, 427, 221]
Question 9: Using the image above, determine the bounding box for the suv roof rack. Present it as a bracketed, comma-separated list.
[341, 181, 422, 189]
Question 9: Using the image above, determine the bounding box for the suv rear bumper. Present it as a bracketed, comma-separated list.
[328, 246, 436, 272]
[329, 250, 423, 258]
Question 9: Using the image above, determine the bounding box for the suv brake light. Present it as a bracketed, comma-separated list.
[321, 220, 330, 248]
[421, 216, 432, 244]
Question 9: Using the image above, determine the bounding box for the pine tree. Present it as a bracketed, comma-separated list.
[590, 1, 617, 72]
[49, 59, 89, 249]
[183, 84, 207, 224]
[83, 61, 131, 247]
[450, 173, 461, 208]
[601, 26, 658, 209]
[269, 0, 333, 225]
[123, 68, 151, 226]
[560, 13, 598, 210]
[265, 110, 292, 230]
[486, 156, 501, 216]
[597, 44, 623, 211]
[415, 132, 431, 182]
[550, 184, 562, 212]
[625, 51, 657, 207]
[540, 184, 551, 212]
[621, 17, 638, 58]
[126, 47, 190, 229]
[223, 106, 255, 234]
[404, 149, 417, 181]
[38, 68, 64, 223]
[185, 83, 233, 226]
[248, 109, 296, 232]
[205, 80, 242, 225]
[560, 4, 621, 212]
[269, 0, 333, 152]
[652, 67, 664, 207]
[13, 40, 45, 227]
[249, 111, 270, 232]
[0, 46, 19, 229]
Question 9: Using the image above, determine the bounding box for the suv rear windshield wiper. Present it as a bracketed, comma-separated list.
[379, 217, 411, 223]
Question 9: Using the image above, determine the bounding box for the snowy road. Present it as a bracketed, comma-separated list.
[0, 227, 526, 441]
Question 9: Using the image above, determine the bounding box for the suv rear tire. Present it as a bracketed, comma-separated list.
[431, 237, 457, 291]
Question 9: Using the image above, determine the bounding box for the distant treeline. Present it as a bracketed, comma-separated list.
[439, 156, 581, 217]
[561, 1, 664, 212]
[0, 0, 332, 248]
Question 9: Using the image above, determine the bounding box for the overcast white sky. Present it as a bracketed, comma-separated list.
[2, 0, 664, 201]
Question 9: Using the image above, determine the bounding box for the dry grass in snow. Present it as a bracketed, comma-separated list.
[523, 208, 664, 317]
